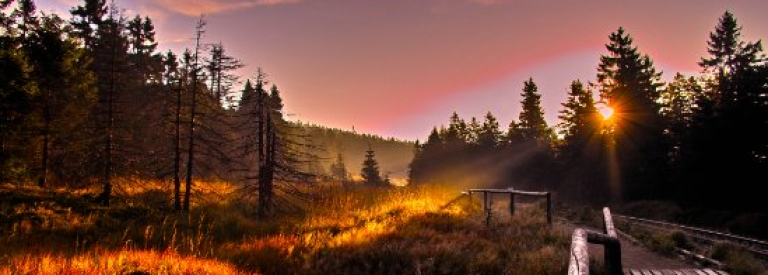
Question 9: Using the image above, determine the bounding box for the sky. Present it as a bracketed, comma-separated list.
[35, 0, 768, 141]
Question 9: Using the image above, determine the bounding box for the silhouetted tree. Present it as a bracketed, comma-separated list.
[505, 78, 555, 190]
[477, 112, 501, 151]
[596, 27, 665, 201]
[69, 0, 107, 51]
[556, 80, 608, 204]
[183, 16, 205, 211]
[508, 78, 552, 145]
[361, 146, 383, 186]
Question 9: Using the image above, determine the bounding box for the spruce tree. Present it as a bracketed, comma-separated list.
[510, 78, 551, 144]
[596, 27, 665, 201]
[477, 112, 501, 150]
[361, 146, 383, 186]
[557, 80, 598, 142]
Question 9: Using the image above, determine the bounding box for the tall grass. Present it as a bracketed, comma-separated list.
[1, 181, 569, 274]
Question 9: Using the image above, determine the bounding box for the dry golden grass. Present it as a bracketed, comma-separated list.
[1, 181, 569, 275]
[2, 250, 255, 275]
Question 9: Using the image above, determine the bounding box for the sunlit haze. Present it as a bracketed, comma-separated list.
[36, 0, 768, 141]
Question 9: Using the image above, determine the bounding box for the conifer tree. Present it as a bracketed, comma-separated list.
[361, 146, 383, 186]
[596, 27, 665, 201]
[69, 0, 107, 50]
[28, 13, 95, 187]
[509, 78, 551, 144]
[558, 80, 598, 142]
[477, 112, 501, 150]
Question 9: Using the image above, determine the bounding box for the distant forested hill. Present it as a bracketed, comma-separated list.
[296, 123, 415, 183]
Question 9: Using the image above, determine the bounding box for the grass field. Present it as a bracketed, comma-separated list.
[0, 180, 568, 274]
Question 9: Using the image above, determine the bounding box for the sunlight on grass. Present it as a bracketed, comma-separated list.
[1, 180, 568, 274]
[1, 250, 256, 275]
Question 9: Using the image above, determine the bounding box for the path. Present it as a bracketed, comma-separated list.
[485, 199, 696, 270]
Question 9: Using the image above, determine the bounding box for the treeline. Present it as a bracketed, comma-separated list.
[298, 123, 414, 181]
[410, 12, 768, 213]
[0, 0, 315, 217]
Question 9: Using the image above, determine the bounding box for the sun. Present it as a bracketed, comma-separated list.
[597, 104, 614, 120]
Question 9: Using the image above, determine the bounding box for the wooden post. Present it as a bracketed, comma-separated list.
[586, 230, 623, 275]
[546, 192, 552, 226]
[485, 192, 492, 226]
[509, 193, 515, 216]
[568, 229, 589, 275]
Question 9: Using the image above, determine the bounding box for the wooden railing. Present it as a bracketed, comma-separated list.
[568, 207, 623, 275]
[463, 187, 552, 226]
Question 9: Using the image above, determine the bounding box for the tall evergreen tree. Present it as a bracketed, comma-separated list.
[69, 0, 107, 50]
[681, 12, 768, 211]
[596, 27, 665, 201]
[91, 4, 130, 205]
[27, 13, 95, 187]
[477, 112, 501, 150]
[361, 146, 383, 186]
[558, 80, 598, 142]
[509, 78, 552, 144]
[556, 80, 608, 204]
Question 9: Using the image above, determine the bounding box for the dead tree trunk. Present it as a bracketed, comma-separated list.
[183, 17, 205, 211]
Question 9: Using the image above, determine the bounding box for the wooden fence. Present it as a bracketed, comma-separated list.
[568, 207, 623, 275]
[463, 187, 552, 226]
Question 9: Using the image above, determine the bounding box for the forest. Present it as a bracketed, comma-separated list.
[410, 13, 768, 220]
[1, 0, 767, 274]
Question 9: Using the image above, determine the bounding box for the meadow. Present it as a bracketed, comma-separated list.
[0, 180, 569, 274]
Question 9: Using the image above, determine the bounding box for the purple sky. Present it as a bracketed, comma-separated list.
[37, 0, 768, 141]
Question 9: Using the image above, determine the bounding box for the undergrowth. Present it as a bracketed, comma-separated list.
[0, 181, 569, 274]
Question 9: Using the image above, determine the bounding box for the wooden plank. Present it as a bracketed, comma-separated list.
[568, 229, 589, 275]
[603, 207, 617, 237]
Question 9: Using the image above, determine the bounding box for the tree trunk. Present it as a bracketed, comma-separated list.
[173, 79, 182, 211]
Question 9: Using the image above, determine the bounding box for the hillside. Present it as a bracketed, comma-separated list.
[298, 123, 415, 184]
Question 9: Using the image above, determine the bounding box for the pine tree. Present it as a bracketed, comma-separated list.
[477, 112, 501, 150]
[91, 4, 131, 206]
[509, 78, 552, 144]
[557, 80, 598, 142]
[597, 27, 664, 138]
[206, 43, 243, 105]
[556, 80, 608, 204]
[69, 0, 107, 50]
[361, 146, 383, 187]
[12, 0, 37, 42]
[27, 13, 96, 187]
[699, 11, 762, 78]
[596, 27, 665, 201]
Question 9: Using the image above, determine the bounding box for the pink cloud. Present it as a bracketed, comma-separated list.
[153, 0, 302, 16]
